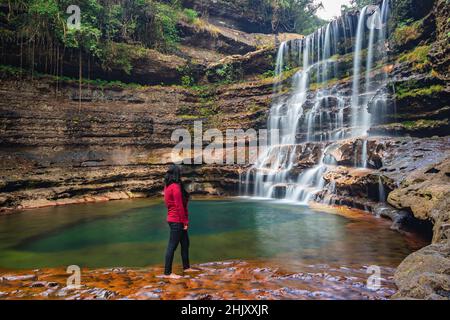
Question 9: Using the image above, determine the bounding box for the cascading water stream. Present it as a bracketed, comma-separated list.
[242, 0, 390, 204]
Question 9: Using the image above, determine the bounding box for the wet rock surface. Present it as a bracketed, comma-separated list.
[0, 260, 397, 300]
[0, 0, 448, 302]
[181, 0, 273, 34]
[388, 156, 450, 243]
[298, 136, 448, 205]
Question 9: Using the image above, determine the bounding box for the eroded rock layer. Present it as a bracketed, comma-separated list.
[0, 76, 274, 210]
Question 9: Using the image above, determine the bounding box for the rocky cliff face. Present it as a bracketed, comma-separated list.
[0, 1, 447, 227]
[0, 70, 275, 210]
[237, 0, 449, 299]
[383, 0, 450, 299]
[0, 1, 283, 210]
[181, 0, 274, 33]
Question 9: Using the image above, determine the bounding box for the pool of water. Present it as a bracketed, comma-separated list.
[0, 198, 421, 270]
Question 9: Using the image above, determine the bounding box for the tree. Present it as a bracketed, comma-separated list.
[272, 0, 324, 34]
[249, 0, 325, 35]
[351, 0, 376, 8]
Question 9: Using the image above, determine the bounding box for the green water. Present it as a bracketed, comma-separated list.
[0, 198, 416, 269]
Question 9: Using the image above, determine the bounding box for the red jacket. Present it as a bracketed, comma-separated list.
[164, 183, 189, 225]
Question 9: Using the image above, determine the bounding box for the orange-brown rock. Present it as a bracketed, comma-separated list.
[0, 260, 397, 300]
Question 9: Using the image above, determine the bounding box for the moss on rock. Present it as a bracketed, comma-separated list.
[397, 45, 432, 72]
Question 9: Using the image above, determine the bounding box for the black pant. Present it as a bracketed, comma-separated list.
[164, 222, 190, 275]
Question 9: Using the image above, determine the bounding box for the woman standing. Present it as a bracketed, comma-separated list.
[162, 164, 196, 278]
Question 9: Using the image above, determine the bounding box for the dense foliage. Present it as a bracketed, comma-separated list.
[0, 0, 187, 57]
[0, 0, 326, 53]
[243, 0, 325, 34]
[0, 0, 326, 80]
[341, 0, 377, 12]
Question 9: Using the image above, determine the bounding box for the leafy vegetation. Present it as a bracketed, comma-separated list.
[153, 2, 181, 50]
[241, 0, 325, 34]
[0, 64, 142, 89]
[390, 0, 434, 26]
[262, 69, 276, 78]
[0, 64, 24, 77]
[181, 8, 199, 24]
[99, 42, 147, 75]
[0, 0, 194, 75]
[341, 0, 378, 12]
[176, 84, 221, 121]
[181, 75, 194, 87]
[177, 64, 197, 87]
[214, 64, 236, 83]
[0, 0, 326, 68]
[206, 63, 244, 84]
[400, 119, 446, 130]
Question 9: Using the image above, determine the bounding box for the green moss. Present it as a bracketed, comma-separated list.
[259, 67, 300, 84]
[180, 8, 199, 24]
[397, 45, 431, 71]
[199, 101, 220, 117]
[176, 85, 220, 120]
[392, 19, 423, 47]
[181, 75, 194, 87]
[87, 79, 143, 89]
[399, 119, 448, 130]
[309, 78, 339, 91]
[99, 42, 147, 75]
[154, 2, 180, 50]
[261, 69, 276, 78]
[247, 103, 264, 113]
[0, 64, 143, 89]
[177, 64, 198, 87]
[396, 84, 445, 99]
[190, 85, 214, 98]
[0, 64, 23, 77]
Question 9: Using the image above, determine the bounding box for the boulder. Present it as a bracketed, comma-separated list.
[205, 47, 276, 82]
[181, 0, 273, 33]
[393, 240, 450, 300]
[388, 156, 450, 243]
[326, 138, 390, 169]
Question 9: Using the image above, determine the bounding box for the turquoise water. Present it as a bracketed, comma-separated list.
[0, 198, 416, 269]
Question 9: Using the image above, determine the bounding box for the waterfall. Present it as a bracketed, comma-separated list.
[351, 6, 369, 136]
[243, 0, 390, 204]
[354, 2, 390, 167]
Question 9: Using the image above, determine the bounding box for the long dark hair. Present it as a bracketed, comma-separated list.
[164, 164, 190, 201]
